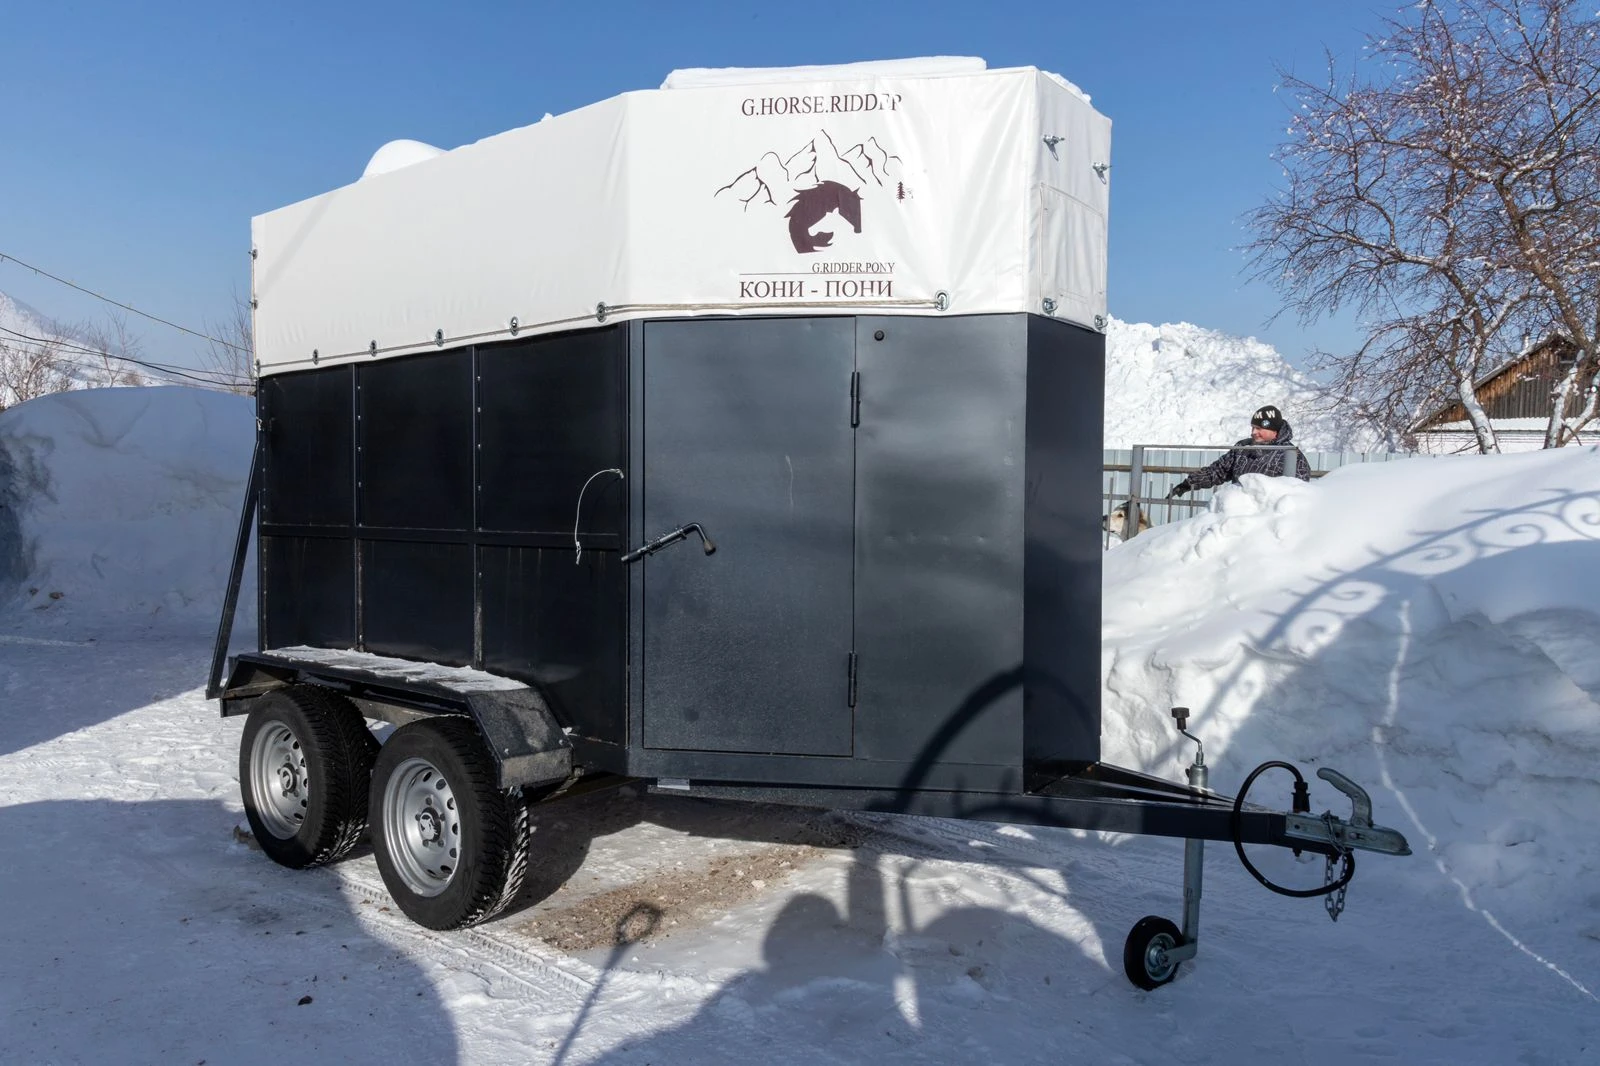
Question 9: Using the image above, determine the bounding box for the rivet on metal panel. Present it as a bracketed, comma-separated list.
[435, 329, 445, 346]
[1042, 298, 1057, 316]
[508, 316, 520, 335]
[873, 329, 885, 341]
[369, 340, 378, 356]
[595, 301, 608, 322]
[935, 291, 949, 312]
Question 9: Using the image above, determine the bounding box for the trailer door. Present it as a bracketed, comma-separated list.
[642, 318, 855, 756]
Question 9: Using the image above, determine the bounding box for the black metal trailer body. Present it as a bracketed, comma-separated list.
[214, 309, 1410, 988]
[236, 311, 1104, 795]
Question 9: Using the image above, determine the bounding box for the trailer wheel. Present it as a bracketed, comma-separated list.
[239, 686, 374, 869]
[370, 716, 531, 930]
[1122, 915, 1184, 990]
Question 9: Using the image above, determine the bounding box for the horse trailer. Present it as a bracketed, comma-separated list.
[209, 58, 1408, 989]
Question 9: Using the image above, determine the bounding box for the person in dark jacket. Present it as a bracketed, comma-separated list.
[1167, 405, 1311, 498]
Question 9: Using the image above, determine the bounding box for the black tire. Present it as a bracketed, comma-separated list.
[239, 686, 375, 869]
[1122, 915, 1184, 990]
[369, 716, 531, 930]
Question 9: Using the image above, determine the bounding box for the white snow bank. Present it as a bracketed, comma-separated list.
[661, 56, 987, 89]
[1103, 447, 1600, 987]
[0, 386, 254, 635]
[361, 138, 446, 179]
[0, 289, 54, 339]
[1104, 316, 1377, 451]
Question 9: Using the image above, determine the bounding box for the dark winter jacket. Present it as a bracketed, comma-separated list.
[1185, 421, 1311, 490]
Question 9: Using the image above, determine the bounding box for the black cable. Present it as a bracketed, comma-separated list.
[0, 323, 243, 381]
[43, 352, 240, 395]
[0, 250, 248, 353]
[1231, 760, 1356, 898]
[0, 324, 249, 388]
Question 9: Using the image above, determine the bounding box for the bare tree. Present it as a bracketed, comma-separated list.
[0, 334, 75, 411]
[201, 290, 255, 395]
[77, 312, 149, 388]
[1250, 0, 1600, 452]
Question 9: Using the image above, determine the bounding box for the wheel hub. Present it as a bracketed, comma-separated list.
[1144, 934, 1177, 981]
[277, 763, 301, 795]
[416, 806, 443, 845]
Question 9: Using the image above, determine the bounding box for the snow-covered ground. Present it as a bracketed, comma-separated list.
[3, 386, 1597, 1064]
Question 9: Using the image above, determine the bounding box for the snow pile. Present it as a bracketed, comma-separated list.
[0, 289, 52, 339]
[0, 386, 254, 635]
[361, 138, 445, 179]
[661, 56, 987, 89]
[0, 289, 76, 364]
[1103, 449, 1600, 985]
[1104, 317, 1377, 451]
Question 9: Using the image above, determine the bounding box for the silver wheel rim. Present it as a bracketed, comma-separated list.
[1143, 932, 1178, 983]
[249, 722, 310, 839]
[382, 756, 461, 898]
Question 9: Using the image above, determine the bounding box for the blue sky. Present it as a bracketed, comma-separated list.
[0, 0, 1394, 372]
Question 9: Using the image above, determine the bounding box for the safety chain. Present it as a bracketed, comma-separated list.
[1322, 812, 1351, 921]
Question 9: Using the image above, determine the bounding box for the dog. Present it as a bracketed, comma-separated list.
[1102, 502, 1152, 541]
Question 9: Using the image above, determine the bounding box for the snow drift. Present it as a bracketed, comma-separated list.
[0, 386, 253, 635]
[1103, 449, 1600, 993]
[1104, 317, 1377, 451]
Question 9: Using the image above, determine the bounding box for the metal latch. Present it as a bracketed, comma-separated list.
[1282, 768, 1412, 856]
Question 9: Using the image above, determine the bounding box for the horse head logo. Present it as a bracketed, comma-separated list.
[785, 181, 862, 254]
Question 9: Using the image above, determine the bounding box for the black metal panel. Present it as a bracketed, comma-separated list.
[261, 535, 354, 650]
[259, 367, 353, 526]
[477, 327, 626, 535]
[852, 315, 1027, 771]
[480, 546, 625, 744]
[356, 351, 473, 531]
[626, 746, 1022, 793]
[642, 318, 856, 756]
[360, 539, 474, 665]
[1024, 316, 1105, 779]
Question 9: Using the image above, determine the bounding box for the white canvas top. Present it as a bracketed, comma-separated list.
[251, 61, 1112, 377]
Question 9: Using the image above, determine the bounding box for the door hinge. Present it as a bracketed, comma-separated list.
[847, 651, 858, 707]
[850, 371, 861, 428]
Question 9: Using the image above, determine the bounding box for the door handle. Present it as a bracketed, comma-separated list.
[621, 523, 717, 565]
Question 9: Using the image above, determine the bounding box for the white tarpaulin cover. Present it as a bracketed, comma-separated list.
[251, 62, 1111, 377]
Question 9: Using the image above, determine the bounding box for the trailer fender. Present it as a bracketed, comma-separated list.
[461, 687, 573, 790]
[217, 652, 573, 791]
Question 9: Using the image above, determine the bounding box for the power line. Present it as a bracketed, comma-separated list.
[0, 249, 249, 354]
[0, 324, 246, 386]
[45, 352, 242, 396]
[0, 324, 250, 389]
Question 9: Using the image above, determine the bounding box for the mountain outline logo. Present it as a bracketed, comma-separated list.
[716, 129, 903, 254]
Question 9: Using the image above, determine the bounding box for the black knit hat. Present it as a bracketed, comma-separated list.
[1251, 405, 1285, 432]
